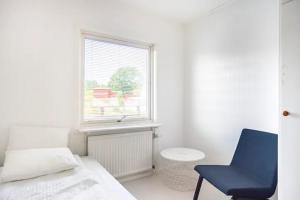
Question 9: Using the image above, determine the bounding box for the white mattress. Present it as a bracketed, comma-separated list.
[0, 156, 136, 200]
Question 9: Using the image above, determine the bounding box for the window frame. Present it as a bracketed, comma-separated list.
[80, 31, 155, 125]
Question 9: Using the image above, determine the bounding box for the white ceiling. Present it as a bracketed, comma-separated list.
[114, 0, 232, 23]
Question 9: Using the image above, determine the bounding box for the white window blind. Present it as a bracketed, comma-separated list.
[82, 35, 152, 122]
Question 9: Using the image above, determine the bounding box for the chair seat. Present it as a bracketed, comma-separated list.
[195, 165, 274, 198]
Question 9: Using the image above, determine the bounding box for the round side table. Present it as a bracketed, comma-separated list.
[159, 148, 205, 191]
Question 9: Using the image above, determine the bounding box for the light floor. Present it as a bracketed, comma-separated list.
[122, 174, 227, 200]
[123, 175, 273, 200]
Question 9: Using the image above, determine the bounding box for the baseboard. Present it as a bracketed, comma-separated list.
[117, 169, 154, 183]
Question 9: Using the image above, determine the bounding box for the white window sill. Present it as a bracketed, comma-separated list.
[78, 122, 161, 136]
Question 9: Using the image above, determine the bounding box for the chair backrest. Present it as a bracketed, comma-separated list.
[231, 129, 277, 188]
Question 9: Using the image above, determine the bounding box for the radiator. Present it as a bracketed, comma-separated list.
[88, 131, 153, 178]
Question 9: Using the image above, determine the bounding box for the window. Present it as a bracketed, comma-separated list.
[82, 33, 153, 123]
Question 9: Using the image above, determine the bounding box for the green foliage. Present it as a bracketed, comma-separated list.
[85, 80, 99, 90]
[84, 67, 141, 115]
[108, 67, 140, 95]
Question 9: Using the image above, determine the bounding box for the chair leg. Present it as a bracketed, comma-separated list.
[193, 176, 203, 200]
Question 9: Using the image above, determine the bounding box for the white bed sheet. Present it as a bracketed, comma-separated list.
[0, 156, 136, 200]
[80, 156, 136, 200]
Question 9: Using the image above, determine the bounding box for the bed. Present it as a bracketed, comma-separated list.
[0, 155, 137, 200]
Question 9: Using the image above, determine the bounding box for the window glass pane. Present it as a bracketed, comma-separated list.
[84, 38, 149, 121]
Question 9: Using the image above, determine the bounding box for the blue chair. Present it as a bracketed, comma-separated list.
[193, 129, 277, 200]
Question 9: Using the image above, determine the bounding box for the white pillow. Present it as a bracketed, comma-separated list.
[0, 148, 79, 183]
[8, 126, 70, 150]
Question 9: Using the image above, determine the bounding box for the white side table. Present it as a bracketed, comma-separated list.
[159, 148, 205, 191]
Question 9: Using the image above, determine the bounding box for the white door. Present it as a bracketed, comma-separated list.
[280, 0, 300, 199]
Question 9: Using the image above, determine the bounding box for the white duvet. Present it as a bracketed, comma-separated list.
[0, 156, 136, 200]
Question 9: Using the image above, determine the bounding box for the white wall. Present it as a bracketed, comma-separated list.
[184, 0, 279, 199]
[0, 0, 184, 165]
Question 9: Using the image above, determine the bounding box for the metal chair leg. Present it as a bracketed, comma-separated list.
[193, 176, 203, 200]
